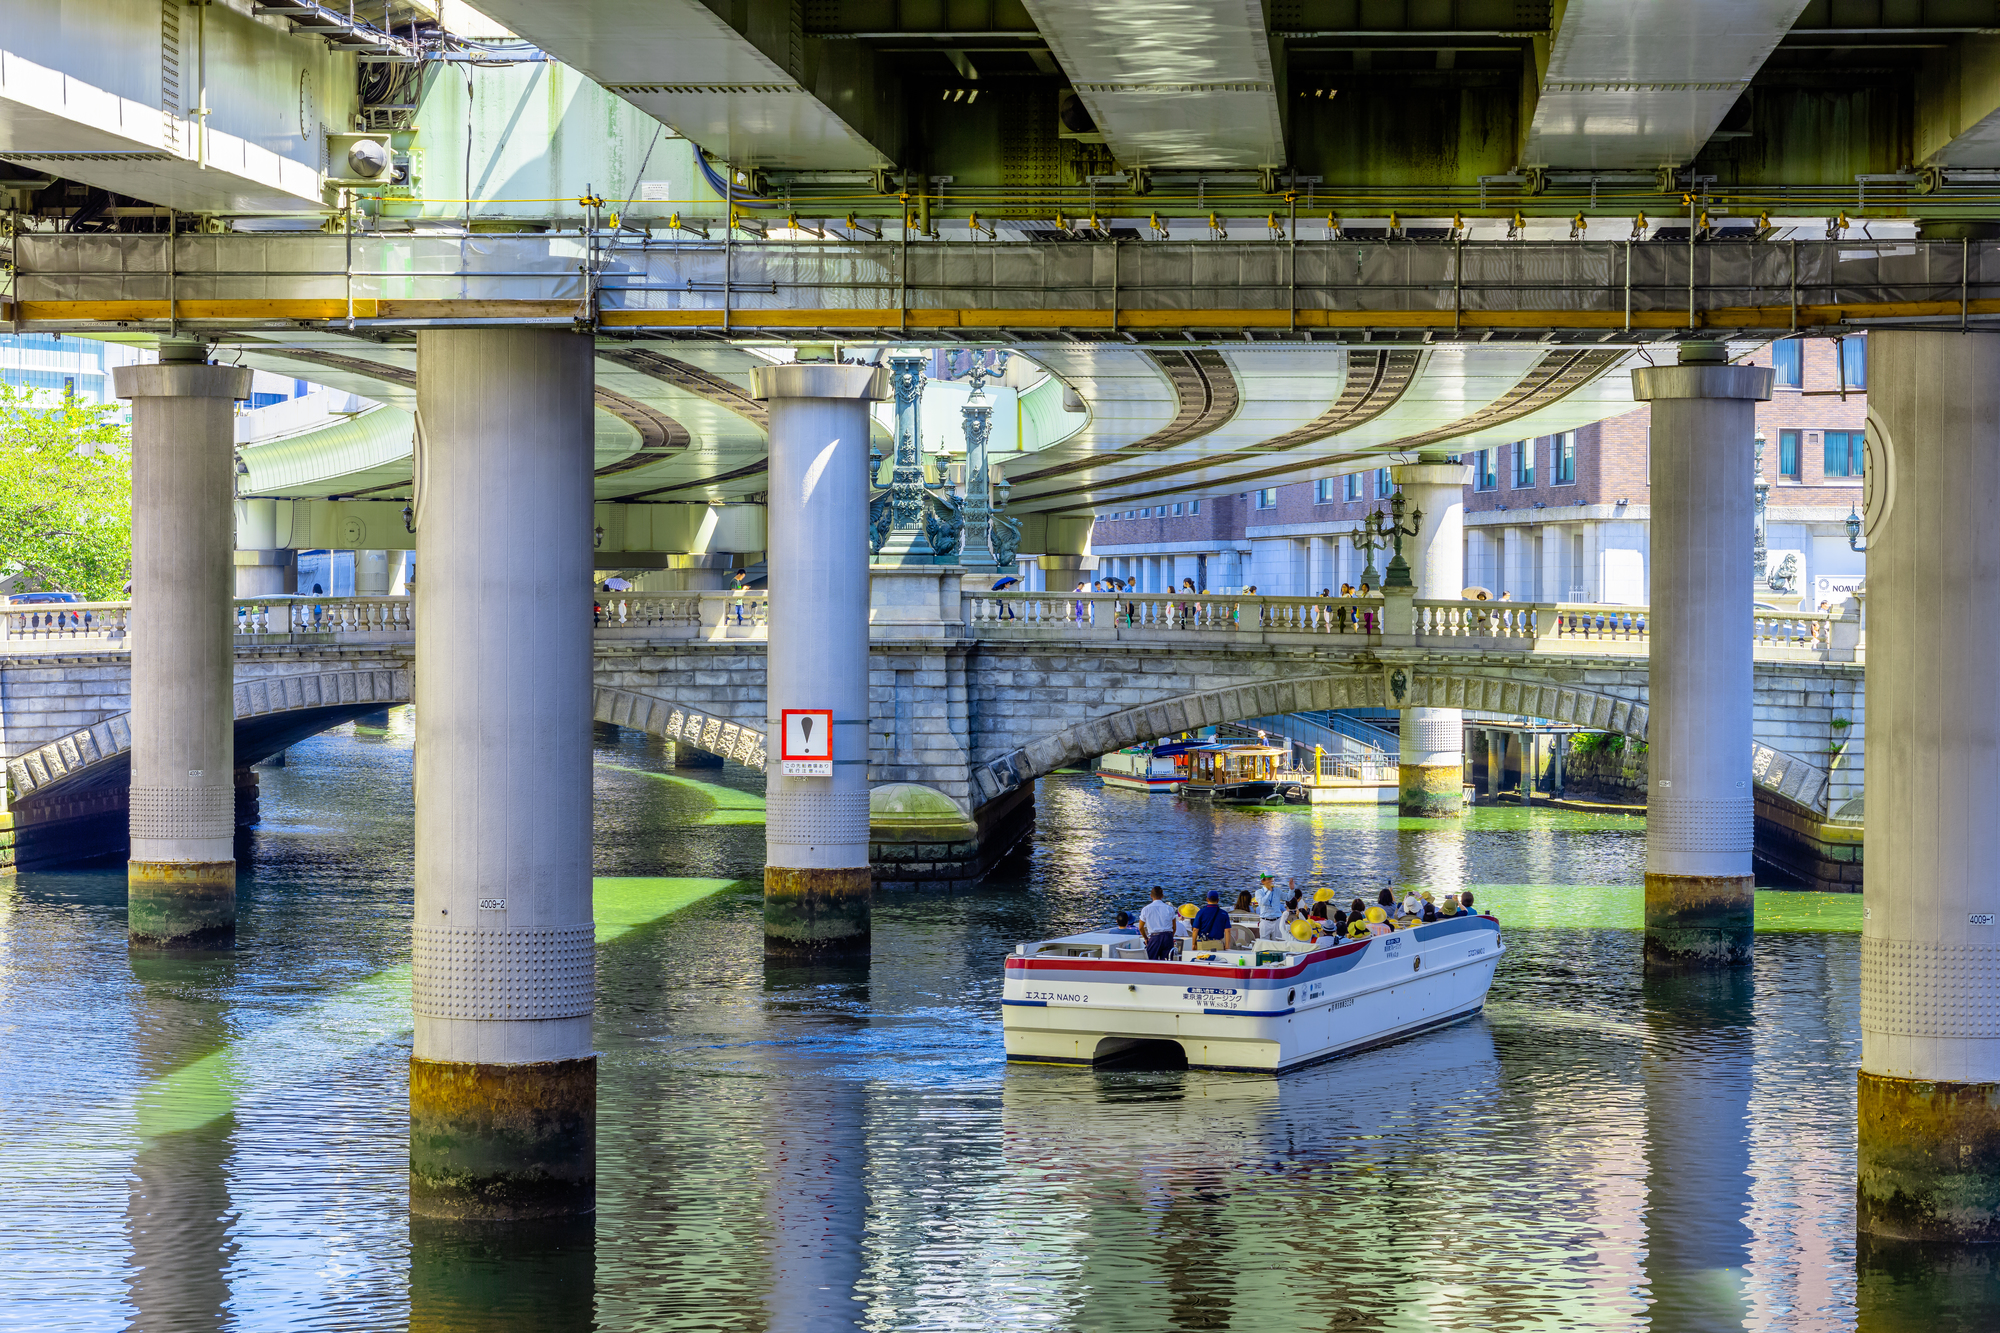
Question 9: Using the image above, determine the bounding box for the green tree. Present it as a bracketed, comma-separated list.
[0, 381, 132, 601]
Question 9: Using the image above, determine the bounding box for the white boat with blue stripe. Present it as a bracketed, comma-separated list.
[1002, 914, 1504, 1073]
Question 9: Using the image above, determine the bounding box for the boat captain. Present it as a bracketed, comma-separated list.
[1253, 873, 1287, 940]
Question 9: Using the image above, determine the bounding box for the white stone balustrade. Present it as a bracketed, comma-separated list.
[0, 601, 131, 644]
[964, 591, 1380, 635]
[234, 596, 414, 641]
[0, 590, 1853, 663]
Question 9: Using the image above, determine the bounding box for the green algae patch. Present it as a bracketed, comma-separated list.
[594, 877, 743, 943]
[597, 763, 767, 825]
[1753, 890, 1865, 934]
[1436, 884, 1862, 933]
[124, 877, 741, 1142]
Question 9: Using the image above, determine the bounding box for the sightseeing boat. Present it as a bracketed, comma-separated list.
[1002, 912, 1504, 1073]
[1179, 742, 1295, 804]
[1096, 740, 1200, 793]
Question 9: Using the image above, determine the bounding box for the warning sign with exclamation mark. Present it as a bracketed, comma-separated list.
[780, 708, 834, 775]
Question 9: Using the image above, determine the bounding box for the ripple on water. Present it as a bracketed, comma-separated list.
[2, 734, 1993, 1331]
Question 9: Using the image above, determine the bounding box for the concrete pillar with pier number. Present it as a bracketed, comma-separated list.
[114, 347, 251, 945]
[1391, 456, 1471, 816]
[409, 328, 597, 1220]
[1632, 344, 1772, 968]
[1857, 330, 2000, 1242]
[752, 352, 890, 957]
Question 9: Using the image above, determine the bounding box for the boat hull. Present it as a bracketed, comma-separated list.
[1002, 916, 1503, 1073]
[1098, 772, 1182, 793]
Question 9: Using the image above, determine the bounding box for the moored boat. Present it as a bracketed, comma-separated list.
[1002, 913, 1503, 1073]
[1180, 742, 1292, 804]
[1096, 739, 1199, 793]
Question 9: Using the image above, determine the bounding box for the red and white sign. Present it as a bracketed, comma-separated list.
[780, 708, 834, 776]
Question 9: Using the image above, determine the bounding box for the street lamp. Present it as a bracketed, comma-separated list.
[1846, 503, 1866, 552]
[1753, 431, 1769, 584]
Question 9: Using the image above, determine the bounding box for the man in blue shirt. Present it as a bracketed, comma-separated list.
[1192, 890, 1232, 948]
[1253, 873, 1288, 940]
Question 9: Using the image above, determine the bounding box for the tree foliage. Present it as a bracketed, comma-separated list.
[0, 382, 132, 601]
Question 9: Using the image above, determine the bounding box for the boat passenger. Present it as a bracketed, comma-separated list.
[1420, 899, 1439, 923]
[1377, 887, 1397, 913]
[1192, 891, 1232, 949]
[1439, 895, 1462, 917]
[1365, 905, 1393, 936]
[1174, 903, 1197, 950]
[1400, 892, 1424, 918]
[1331, 909, 1349, 937]
[1233, 890, 1255, 913]
[1461, 889, 1478, 916]
[1113, 910, 1136, 932]
[1253, 873, 1287, 940]
[1139, 887, 1178, 960]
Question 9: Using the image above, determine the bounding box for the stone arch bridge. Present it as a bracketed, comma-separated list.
[5, 589, 1861, 881]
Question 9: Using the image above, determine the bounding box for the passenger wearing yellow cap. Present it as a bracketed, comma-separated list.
[1365, 905, 1393, 936]
[1175, 901, 1198, 949]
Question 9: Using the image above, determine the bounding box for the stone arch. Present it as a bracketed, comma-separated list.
[8, 666, 413, 807]
[592, 687, 767, 771]
[974, 665, 1830, 813]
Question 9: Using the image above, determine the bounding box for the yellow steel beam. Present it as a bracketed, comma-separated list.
[13, 298, 2000, 331]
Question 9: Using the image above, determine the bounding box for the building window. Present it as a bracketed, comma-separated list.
[1824, 430, 1864, 478]
[1188, 499, 1199, 515]
[1553, 432, 1575, 485]
[1772, 340, 1802, 388]
[1254, 488, 1277, 509]
[1840, 336, 1866, 389]
[1344, 472, 1362, 501]
[1375, 467, 1392, 498]
[1475, 449, 1497, 491]
[1512, 439, 1535, 488]
[1778, 429, 1801, 480]
[1314, 477, 1338, 503]
[1124, 511, 1135, 519]
[1171, 502, 1184, 515]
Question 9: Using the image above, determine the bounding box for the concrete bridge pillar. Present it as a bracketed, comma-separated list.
[1857, 330, 2000, 1242]
[1392, 457, 1472, 815]
[409, 328, 597, 1220]
[113, 349, 251, 945]
[1632, 345, 1772, 968]
[752, 354, 890, 957]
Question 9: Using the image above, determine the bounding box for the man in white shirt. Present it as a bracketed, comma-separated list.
[1253, 873, 1288, 940]
[1139, 886, 1178, 960]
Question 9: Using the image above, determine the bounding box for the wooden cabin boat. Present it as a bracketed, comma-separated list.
[1180, 743, 1292, 804]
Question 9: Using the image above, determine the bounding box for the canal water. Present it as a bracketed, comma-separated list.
[2, 711, 1994, 1332]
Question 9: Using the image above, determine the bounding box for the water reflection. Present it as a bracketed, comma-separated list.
[126, 950, 238, 1333]
[1642, 969, 1754, 1332]
[0, 737, 1969, 1331]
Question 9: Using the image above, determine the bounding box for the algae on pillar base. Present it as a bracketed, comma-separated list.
[1632, 344, 1771, 968]
[1856, 330, 2000, 1243]
[114, 350, 252, 946]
